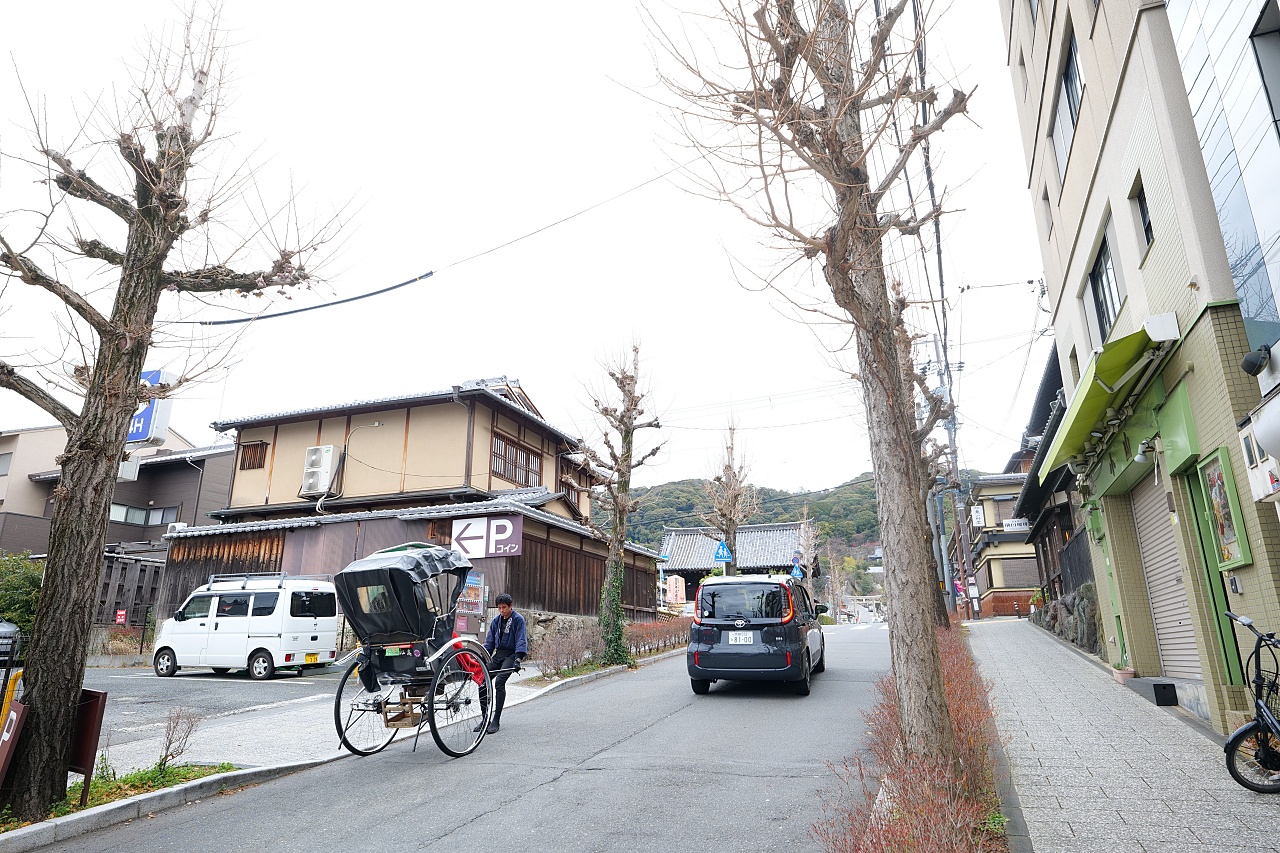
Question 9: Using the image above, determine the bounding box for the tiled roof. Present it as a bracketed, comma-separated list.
[28, 444, 234, 482]
[658, 522, 815, 571]
[166, 497, 657, 559]
[211, 377, 579, 445]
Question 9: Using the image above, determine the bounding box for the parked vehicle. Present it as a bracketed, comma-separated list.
[1225, 611, 1280, 792]
[153, 573, 338, 680]
[686, 574, 827, 696]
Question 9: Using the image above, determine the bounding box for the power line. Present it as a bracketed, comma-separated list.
[171, 157, 701, 327]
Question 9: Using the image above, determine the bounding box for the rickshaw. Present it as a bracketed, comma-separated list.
[332, 543, 504, 758]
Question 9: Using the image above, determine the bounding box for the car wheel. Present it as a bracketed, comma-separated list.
[811, 642, 826, 674]
[248, 651, 275, 681]
[153, 648, 177, 678]
[794, 652, 811, 696]
[690, 678, 711, 695]
[211, 667, 231, 674]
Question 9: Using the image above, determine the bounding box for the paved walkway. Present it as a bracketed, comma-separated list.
[968, 619, 1276, 853]
[102, 663, 548, 774]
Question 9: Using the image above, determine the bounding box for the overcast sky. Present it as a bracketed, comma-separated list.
[0, 2, 1051, 491]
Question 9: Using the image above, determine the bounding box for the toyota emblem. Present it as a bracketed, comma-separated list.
[734, 619, 746, 628]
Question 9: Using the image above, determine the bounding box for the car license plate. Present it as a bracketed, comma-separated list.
[305, 653, 319, 664]
[728, 631, 753, 645]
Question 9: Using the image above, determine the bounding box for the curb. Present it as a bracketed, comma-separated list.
[511, 647, 684, 706]
[0, 757, 336, 853]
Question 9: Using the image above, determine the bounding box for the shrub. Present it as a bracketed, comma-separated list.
[812, 621, 1000, 852]
[624, 617, 693, 658]
[530, 624, 602, 678]
[0, 553, 42, 633]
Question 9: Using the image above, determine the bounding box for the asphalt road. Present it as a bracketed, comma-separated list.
[84, 665, 342, 748]
[50, 624, 890, 853]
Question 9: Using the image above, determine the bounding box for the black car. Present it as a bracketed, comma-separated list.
[686, 574, 827, 695]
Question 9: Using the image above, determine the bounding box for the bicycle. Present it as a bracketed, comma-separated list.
[1224, 611, 1280, 793]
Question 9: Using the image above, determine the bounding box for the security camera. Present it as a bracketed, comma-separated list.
[1241, 344, 1272, 377]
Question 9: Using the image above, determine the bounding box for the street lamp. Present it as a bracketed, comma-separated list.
[317, 421, 383, 514]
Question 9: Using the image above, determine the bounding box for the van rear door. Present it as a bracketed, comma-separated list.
[287, 589, 338, 664]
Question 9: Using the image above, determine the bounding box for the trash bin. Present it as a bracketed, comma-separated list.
[0, 620, 18, 665]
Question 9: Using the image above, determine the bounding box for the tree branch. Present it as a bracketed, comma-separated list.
[0, 359, 79, 430]
[871, 87, 972, 203]
[76, 238, 125, 266]
[41, 149, 136, 222]
[0, 236, 113, 336]
[161, 251, 310, 293]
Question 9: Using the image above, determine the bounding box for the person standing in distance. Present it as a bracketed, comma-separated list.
[476, 592, 527, 734]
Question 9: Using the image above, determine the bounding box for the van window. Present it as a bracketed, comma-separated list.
[291, 590, 337, 618]
[698, 583, 787, 620]
[180, 595, 214, 619]
[251, 592, 279, 616]
[216, 594, 250, 617]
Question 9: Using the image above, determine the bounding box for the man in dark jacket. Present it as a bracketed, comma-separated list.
[475, 592, 527, 734]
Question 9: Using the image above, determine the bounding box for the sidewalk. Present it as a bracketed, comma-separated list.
[968, 619, 1278, 853]
[103, 662, 552, 774]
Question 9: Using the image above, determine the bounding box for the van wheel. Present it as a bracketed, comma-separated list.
[154, 648, 177, 678]
[690, 678, 711, 695]
[793, 653, 811, 696]
[211, 667, 231, 674]
[248, 651, 275, 681]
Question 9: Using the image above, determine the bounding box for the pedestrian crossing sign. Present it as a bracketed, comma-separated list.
[713, 541, 732, 562]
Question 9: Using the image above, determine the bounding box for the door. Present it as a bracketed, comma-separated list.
[1131, 472, 1201, 679]
[168, 594, 215, 665]
[206, 593, 251, 667]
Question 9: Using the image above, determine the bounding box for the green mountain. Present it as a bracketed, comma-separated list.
[621, 476, 881, 557]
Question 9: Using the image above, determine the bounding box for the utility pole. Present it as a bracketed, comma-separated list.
[933, 335, 961, 613]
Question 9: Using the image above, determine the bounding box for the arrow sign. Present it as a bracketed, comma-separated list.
[452, 521, 486, 558]
[713, 541, 732, 562]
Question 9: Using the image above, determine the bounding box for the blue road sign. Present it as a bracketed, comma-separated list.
[791, 555, 801, 566]
[791, 566, 804, 579]
[127, 370, 173, 444]
[713, 541, 732, 562]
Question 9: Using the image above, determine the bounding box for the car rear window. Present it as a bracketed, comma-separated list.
[698, 582, 787, 620]
[291, 590, 337, 618]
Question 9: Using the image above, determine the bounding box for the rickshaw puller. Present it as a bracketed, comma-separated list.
[475, 593, 527, 734]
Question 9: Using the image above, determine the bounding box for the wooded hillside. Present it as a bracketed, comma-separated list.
[622, 476, 880, 557]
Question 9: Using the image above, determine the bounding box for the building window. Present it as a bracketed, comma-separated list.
[491, 432, 542, 487]
[1253, 3, 1280, 127]
[238, 442, 268, 471]
[1088, 232, 1123, 342]
[0, 452, 10, 477]
[1134, 181, 1154, 248]
[1050, 33, 1082, 179]
[110, 502, 178, 526]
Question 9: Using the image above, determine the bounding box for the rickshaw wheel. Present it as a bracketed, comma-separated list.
[334, 659, 397, 756]
[429, 646, 492, 758]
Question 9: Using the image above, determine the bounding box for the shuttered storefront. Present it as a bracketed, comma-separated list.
[1131, 473, 1201, 679]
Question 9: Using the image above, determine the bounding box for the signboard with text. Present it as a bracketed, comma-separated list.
[451, 515, 524, 559]
[127, 369, 175, 445]
[115, 610, 127, 625]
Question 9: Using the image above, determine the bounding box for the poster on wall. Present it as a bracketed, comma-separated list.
[1199, 449, 1251, 570]
[458, 571, 485, 616]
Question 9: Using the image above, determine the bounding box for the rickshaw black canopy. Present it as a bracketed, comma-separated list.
[335, 543, 472, 645]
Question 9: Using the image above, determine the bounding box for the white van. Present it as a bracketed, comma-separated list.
[153, 573, 339, 680]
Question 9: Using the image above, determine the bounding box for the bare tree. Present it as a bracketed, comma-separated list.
[655, 0, 969, 762]
[699, 425, 760, 575]
[578, 346, 664, 666]
[0, 12, 333, 818]
[156, 707, 203, 772]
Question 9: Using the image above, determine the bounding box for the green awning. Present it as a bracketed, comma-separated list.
[1039, 328, 1155, 483]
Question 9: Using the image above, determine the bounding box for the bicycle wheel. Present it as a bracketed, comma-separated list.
[1226, 721, 1280, 793]
[428, 646, 492, 757]
[334, 659, 396, 756]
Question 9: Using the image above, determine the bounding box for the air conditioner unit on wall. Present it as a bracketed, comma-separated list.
[300, 445, 335, 498]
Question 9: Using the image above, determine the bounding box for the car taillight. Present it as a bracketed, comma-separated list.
[285, 653, 294, 662]
[781, 585, 795, 624]
[786, 651, 791, 667]
[694, 651, 700, 667]
[693, 586, 703, 624]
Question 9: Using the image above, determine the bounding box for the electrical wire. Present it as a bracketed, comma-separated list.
[170, 157, 702, 327]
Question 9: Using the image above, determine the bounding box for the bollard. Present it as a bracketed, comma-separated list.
[1014, 601, 1022, 619]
